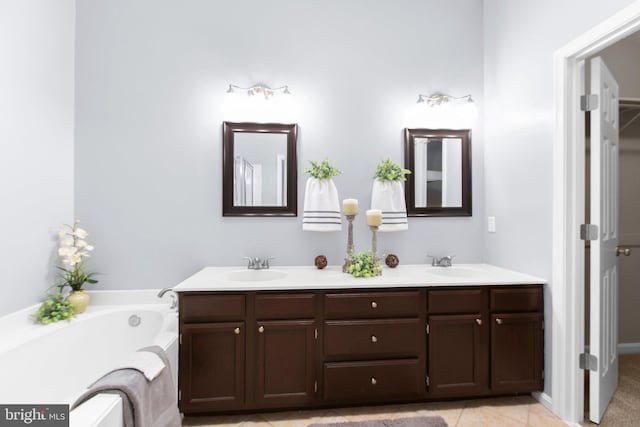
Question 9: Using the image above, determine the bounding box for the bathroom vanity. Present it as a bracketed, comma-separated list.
[173, 264, 545, 414]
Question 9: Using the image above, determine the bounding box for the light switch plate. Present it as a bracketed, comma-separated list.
[488, 216, 496, 233]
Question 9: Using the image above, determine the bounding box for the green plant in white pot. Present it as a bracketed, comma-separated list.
[303, 158, 343, 232]
[371, 158, 411, 232]
[56, 220, 97, 314]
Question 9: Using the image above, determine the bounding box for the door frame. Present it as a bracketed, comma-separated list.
[552, 1, 640, 423]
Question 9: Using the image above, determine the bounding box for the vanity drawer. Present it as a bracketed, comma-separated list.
[255, 293, 316, 319]
[324, 319, 423, 360]
[323, 359, 423, 402]
[324, 290, 421, 319]
[490, 287, 542, 313]
[428, 289, 484, 314]
[180, 294, 245, 322]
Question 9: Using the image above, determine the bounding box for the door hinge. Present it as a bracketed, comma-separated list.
[579, 353, 598, 371]
[178, 389, 182, 401]
[426, 324, 430, 334]
[314, 328, 318, 340]
[179, 333, 182, 345]
[314, 380, 318, 393]
[580, 224, 599, 241]
[580, 94, 599, 111]
[426, 376, 430, 387]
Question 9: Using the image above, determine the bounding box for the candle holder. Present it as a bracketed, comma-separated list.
[369, 225, 382, 276]
[342, 214, 356, 272]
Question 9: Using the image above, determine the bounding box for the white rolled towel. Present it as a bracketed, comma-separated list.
[303, 178, 342, 232]
[371, 180, 408, 232]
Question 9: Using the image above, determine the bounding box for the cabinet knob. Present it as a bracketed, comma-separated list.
[234, 327, 240, 335]
[371, 301, 378, 309]
[371, 335, 378, 343]
[371, 377, 377, 385]
[476, 318, 482, 325]
[258, 326, 264, 333]
[496, 318, 503, 325]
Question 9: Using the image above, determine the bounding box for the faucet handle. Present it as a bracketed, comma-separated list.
[442, 255, 455, 266]
[427, 255, 438, 266]
[242, 256, 255, 268]
[262, 257, 275, 268]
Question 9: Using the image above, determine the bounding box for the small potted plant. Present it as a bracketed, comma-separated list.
[34, 293, 76, 324]
[371, 158, 411, 232]
[346, 250, 382, 278]
[303, 158, 342, 232]
[56, 220, 97, 313]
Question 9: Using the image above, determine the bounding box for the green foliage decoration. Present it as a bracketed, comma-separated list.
[304, 158, 342, 180]
[374, 158, 411, 182]
[35, 293, 76, 324]
[347, 250, 382, 278]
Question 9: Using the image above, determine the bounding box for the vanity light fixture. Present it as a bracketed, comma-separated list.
[226, 84, 291, 100]
[416, 93, 474, 107]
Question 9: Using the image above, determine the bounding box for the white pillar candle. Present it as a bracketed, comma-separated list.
[366, 209, 382, 227]
[342, 198, 359, 215]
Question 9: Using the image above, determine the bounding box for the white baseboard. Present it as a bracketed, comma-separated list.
[532, 392, 577, 426]
[618, 342, 640, 354]
[531, 391, 553, 412]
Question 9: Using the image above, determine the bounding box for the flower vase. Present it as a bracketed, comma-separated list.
[67, 290, 90, 314]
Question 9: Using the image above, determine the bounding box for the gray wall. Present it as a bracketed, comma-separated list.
[0, 0, 76, 316]
[483, 0, 638, 398]
[75, 0, 485, 291]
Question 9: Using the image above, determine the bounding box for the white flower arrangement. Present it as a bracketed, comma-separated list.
[56, 220, 97, 291]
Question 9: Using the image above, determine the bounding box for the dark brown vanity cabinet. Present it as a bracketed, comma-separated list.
[179, 295, 246, 413]
[179, 292, 318, 414]
[426, 286, 544, 397]
[254, 293, 317, 408]
[426, 288, 488, 397]
[323, 290, 427, 404]
[178, 285, 543, 415]
[490, 288, 544, 392]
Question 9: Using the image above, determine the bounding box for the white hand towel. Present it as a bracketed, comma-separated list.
[121, 350, 166, 382]
[303, 177, 342, 232]
[371, 180, 408, 232]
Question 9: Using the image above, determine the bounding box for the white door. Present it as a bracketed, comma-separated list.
[589, 56, 619, 424]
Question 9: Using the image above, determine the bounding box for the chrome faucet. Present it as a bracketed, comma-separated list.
[428, 255, 455, 267]
[157, 287, 177, 310]
[242, 256, 275, 270]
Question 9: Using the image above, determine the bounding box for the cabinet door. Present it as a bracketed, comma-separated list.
[428, 314, 487, 397]
[255, 320, 316, 408]
[491, 313, 543, 392]
[179, 322, 245, 413]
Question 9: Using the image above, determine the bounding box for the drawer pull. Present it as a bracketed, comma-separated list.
[371, 335, 378, 343]
[371, 377, 377, 385]
[258, 326, 265, 333]
[476, 318, 482, 325]
[234, 327, 240, 335]
[371, 301, 378, 309]
[496, 318, 503, 325]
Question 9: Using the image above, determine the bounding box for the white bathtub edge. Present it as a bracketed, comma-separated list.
[70, 394, 123, 427]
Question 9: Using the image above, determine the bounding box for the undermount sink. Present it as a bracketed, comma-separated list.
[426, 266, 482, 279]
[224, 269, 288, 282]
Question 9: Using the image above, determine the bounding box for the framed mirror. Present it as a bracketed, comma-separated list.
[223, 122, 297, 216]
[404, 128, 471, 217]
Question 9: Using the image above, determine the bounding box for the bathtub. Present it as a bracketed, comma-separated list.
[0, 290, 178, 427]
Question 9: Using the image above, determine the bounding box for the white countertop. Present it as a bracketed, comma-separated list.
[173, 264, 546, 292]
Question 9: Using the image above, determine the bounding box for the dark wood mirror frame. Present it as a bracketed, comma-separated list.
[404, 128, 472, 217]
[223, 122, 298, 217]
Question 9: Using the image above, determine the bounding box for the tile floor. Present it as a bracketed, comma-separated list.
[182, 396, 567, 426]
